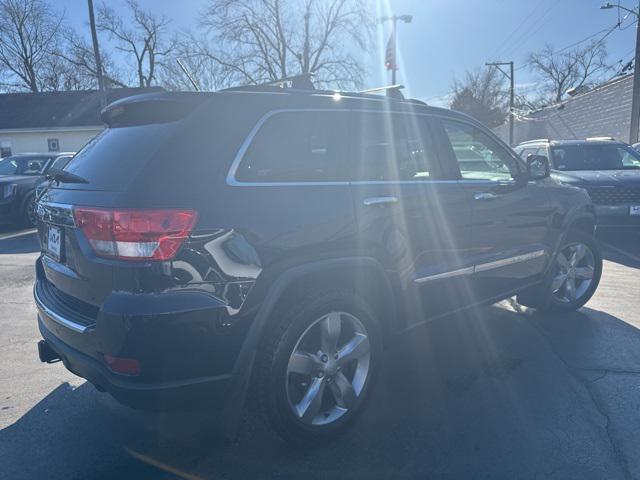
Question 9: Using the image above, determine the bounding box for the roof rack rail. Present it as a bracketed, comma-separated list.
[259, 73, 315, 90]
[586, 136, 615, 141]
[518, 138, 550, 144]
[359, 84, 405, 99]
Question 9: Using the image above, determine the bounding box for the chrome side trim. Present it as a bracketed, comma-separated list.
[414, 250, 546, 284]
[474, 250, 546, 273]
[363, 196, 398, 206]
[415, 266, 474, 284]
[34, 285, 91, 333]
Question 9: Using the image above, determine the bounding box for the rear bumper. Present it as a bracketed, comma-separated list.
[33, 268, 255, 412]
[38, 314, 233, 411]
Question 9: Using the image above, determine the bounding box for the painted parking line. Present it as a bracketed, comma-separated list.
[0, 228, 37, 241]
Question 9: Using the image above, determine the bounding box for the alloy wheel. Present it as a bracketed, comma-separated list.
[27, 199, 38, 226]
[551, 242, 595, 303]
[285, 311, 371, 426]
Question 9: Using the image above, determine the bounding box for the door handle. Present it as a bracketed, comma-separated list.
[363, 196, 398, 206]
[474, 192, 498, 201]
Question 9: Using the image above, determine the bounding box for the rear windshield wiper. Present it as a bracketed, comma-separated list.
[46, 168, 88, 184]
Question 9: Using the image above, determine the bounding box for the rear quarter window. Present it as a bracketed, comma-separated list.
[235, 110, 349, 183]
[62, 123, 177, 191]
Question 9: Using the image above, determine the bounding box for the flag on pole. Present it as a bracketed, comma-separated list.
[385, 33, 396, 71]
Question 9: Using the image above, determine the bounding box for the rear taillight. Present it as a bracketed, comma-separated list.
[73, 207, 198, 261]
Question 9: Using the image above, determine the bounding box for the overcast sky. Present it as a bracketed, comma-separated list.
[57, 0, 638, 106]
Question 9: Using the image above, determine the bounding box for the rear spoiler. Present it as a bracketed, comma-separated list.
[101, 93, 208, 127]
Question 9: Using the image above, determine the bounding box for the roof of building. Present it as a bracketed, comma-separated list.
[0, 87, 164, 131]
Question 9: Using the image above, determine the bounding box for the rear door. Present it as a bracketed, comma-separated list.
[437, 118, 555, 300]
[348, 110, 475, 322]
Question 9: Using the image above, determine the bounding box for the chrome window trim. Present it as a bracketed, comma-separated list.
[34, 284, 92, 334]
[414, 249, 546, 284]
[226, 108, 448, 187]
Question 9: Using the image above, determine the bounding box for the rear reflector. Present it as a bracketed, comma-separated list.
[73, 207, 198, 261]
[104, 354, 141, 375]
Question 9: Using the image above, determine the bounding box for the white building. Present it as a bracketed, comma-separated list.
[0, 87, 163, 158]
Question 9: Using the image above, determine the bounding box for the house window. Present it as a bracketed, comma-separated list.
[0, 139, 11, 158]
[48, 138, 60, 152]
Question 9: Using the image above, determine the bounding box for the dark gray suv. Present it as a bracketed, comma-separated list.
[34, 87, 601, 444]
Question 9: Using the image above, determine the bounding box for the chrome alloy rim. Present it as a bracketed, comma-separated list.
[285, 311, 371, 426]
[551, 242, 595, 303]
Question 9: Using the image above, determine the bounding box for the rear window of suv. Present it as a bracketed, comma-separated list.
[61, 123, 177, 191]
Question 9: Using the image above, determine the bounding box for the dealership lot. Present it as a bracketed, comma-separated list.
[1, 227, 639, 479]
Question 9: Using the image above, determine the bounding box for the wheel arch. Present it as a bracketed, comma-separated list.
[218, 257, 397, 437]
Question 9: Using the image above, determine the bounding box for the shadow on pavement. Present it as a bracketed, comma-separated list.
[1, 303, 634, 479]
[0, 230, 39, 255]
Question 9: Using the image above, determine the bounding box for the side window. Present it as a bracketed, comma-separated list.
[236, 111, 348, 182]
[518, 147, 537, 160]
[442, 120, 520, 181]
[351, 112, 436, 181]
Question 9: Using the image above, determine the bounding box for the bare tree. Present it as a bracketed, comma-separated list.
[197, 0, 373, 89]
[0, 0, 64, 92]
[527, 41, 611, 104]
[52, 29, 128, 89]
[97, 0, 176, 87]
[450, 68, 508, 128]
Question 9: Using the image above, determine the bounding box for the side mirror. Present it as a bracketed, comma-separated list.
[526, 154, 550, 180]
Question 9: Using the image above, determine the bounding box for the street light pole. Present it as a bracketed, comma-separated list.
[601, 1, 640, 143]
[486, 61, 515, 146]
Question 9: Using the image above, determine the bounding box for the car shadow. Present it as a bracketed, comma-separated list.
[598, 229, 640, 269]
[2, 303, 636, 479]
[0, 230, 39, 255]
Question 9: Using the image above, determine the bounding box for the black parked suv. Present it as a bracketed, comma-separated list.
[515, 138, 640, 227]
[34, 87, 602, 443]
[0, 153, 75, 226]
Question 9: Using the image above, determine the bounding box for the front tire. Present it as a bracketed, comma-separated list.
[518, 230, 602, 312]
[255, 290, 381, 444]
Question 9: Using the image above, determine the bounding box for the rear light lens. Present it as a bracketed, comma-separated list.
[104, 354, 141, 375]
[73, 207, 198, 261]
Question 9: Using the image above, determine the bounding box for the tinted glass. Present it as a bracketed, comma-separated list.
[49, 155, 73, 171]
[0, 156, 50, 176]
[351, 112, 435, 181]
[551, 144, 640, 171]
[63, 124, 177, 190]
[236, 111, 349, 182]
[442, 120, 520, 180]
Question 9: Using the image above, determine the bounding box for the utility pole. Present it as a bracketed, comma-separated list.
[631, 2, 640, 144]
[486, 61, 515, 146]
[380, 14, 412, 85]
[87, 0, 106, 107]
[601, 2, 640, 143]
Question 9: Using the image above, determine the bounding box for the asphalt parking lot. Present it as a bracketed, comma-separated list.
[1, 226, 639, 480]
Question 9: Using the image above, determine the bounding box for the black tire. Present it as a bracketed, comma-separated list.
[255, 289, 382, 445]
[20, 193, 38, 227]
[517, 229, 602, 313]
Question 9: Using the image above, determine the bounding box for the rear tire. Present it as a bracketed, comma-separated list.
[517, 230, 602, 313]
[255, 289, 381, 445]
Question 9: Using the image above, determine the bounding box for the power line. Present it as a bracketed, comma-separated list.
[491, 1, 551, 60]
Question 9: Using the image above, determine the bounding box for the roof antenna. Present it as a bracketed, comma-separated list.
[176, 58, 200, 92]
